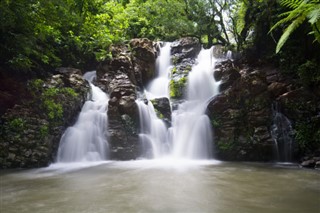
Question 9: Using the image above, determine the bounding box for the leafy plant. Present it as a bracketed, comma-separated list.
[270, 0, 320, 53]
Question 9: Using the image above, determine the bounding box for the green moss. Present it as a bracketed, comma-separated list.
[211, 116, 221, 128]
[216, 140, 235, 151]
[171, 67, 177, 75]
[295, 119, 320, 154]
[39, 124, 49, 139]
[184, 65, 192, 73]
[29, 84, 79, 124]
[172, 56, 179, 65]
[169, 77, 187, 99]
[297, 60, 320, 87]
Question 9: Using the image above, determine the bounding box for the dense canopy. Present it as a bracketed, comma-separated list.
[1, 0, 319, 74]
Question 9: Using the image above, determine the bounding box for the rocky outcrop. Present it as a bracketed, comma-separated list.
[151, 97, 172, 127]
[107, 73, 140, 160]
[0, 69, 89, 168]
[207, 60, 274, 161]
[130, 38, 157, 87]
[169, 37, 201, 99]
[96, 38, 157, 160]
[207, 59, 320, 163]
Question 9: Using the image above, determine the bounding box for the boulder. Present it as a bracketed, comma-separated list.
[171, 37, 201, 64]
[130, 38, 157, 87]
[150, 97, 172, 126]
[268, 82, 288, 98]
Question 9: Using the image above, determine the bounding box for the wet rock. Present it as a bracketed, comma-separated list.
[301, 159, 316, 168]
[150, 97, 172, 126]
[207, 65, 273, 161]
[0, 71, 89, 169]
[130, 38, 157, 87]
[169, 37, 201, 99]
[315, 161, 320, 169]
[268, 82, 288, 98]
[107, 73, 140, 160]
[171, 37, 201, 64]
[277, 88, 319, 121]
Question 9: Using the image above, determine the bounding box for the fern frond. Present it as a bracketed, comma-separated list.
[312, 21, 320, 43]
[236, 2, 247, 34]
[308, 5, 320, 24]
[276, 15, 307, 53]
[270, 1, 309, 32]
[280, 0, 304, 9]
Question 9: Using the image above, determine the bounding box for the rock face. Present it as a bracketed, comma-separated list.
[207, 60, 274, 161]
[0, 69, 89, 168]
[151, 97, 172, 127]
[169, 37, 201, 99]
[207, 59, 320, 162]
[96, 38, 157, 160]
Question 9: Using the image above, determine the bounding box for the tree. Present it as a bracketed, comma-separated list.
[183, 0, 232, 47]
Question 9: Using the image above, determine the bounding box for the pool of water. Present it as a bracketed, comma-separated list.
[1, 160, 319, 213]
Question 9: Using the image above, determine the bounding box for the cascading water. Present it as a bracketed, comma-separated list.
[56, 71, 109, 162]
[137, 44, 220, 160]
[271, 102, 294, 162]
[136, 42, 172, 158]
[146, 42, 171, 99]
[171, 48, 219, 159]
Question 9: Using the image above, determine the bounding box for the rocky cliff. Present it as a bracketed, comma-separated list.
[0, 68, 89, 168]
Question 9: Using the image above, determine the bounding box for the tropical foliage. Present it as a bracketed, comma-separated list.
[270, 0, 320, 53]
[0, 0, 319, 74]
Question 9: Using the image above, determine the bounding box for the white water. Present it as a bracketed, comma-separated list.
[271, 103, 294, 162]
[136, 43, 172, 158]
[137, 45, 220, 160]
[145, 42, 172, 99]
[171, 48, 219, 159]
[56, 71, 109, 163]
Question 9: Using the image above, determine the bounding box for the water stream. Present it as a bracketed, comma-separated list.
[271, 102, 294, 162]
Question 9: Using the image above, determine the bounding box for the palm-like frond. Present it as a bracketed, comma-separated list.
[270, 0, 320, 53]
[308, 4, 320, 24]
[280, 0, 304, 9]
[276, 15, 307, 53]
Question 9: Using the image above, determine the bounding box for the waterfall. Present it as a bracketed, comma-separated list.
[136, 42, 172, 158]
[271, 102, 294, 162]
[56, 71, 109, 162]
[171, 48, 219, 159]
[137, 45, 219, 160]
[145, 42, 171, 99]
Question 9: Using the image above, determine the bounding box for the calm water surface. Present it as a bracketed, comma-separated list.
[1, 160, 319, 213]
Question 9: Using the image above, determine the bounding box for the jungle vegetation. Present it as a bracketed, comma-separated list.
[0, 0, 319, 75]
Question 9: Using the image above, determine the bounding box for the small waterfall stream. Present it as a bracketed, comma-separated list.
[271, 102, 294, 162]
[137, 44, 220, 160]
[56, 71, 109, 163]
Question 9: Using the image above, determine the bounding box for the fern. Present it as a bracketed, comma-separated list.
[236, 1, 248, 34]
[280, 0, 304, 9]
[276, 15, 307, 53]
[270, 0, 320, 53]
[308, 4, 320, 24]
